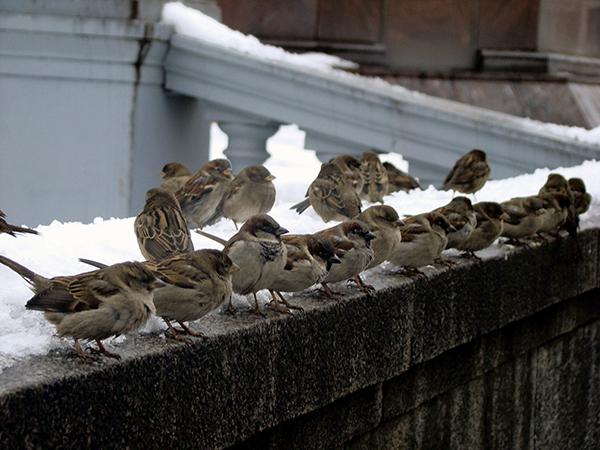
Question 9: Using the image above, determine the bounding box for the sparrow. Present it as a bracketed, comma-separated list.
[160, 162, 192, 194]
[134, 188, 194, 261]
[389, 212, 455, 274]
[443, 149, 491, 195]
[538, 173, 578, 237]
[291, 162, 361, 222]
[536, 192, 570, 236]
[357, 205, 403, 269]
[267, 234, 340, 311]
[383, 161, 420, 194]
[176, 159, 234, 228]
[454, 202, 508, 256]
[0, 210, 38, 237]
[360, 151, 389, 203]
[81, 250, 239, 339]
[568, 177, 591, 215]
[330, 154, 364, 194]
[0, 255, 161, 360]
[500, 196, 546, 242]
[314, 220, 375, 296]
[434, 197, 476, 249]
[198, 214, 288, 314]
[206, 165, 276, 229]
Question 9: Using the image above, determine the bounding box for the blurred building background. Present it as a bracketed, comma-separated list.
[220, 0, 600, 129]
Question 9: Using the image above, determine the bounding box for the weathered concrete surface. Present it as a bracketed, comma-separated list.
[0, 229, 599, 448]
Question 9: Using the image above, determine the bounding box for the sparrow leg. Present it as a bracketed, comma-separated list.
[318, 283, 339, 299]
[265, 291, 293, 315]
[394, 266, 425, 278]
[176, 321, 208, 339]
[223, 297, 238, 315]
[163, 318, 192, 342]
[72, 339, 98, 361]
[350, 275, 375, 293]
[252, 293, 266, 317]
[460, 251, 481, 260]
[233, 221, 239, 230]
[93, 340, 122, 360]
[275, 291, 304, 311]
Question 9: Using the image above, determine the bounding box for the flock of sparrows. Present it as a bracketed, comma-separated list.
[0, 149, 592, 361]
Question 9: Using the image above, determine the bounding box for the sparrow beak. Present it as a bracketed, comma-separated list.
[329, 255, 342, 264]
[535, 208, 546, 216]
[447, 225, 457, 233]
[265, 175, 276, 181]
[365, 232, 376, 241]
[223, 168, 233, 177]
[160, 171, 166, 179]
[395, 219, 405, 228]
[276, 227, 289, 237]
[229, 263, 240, 273]
[500, 212, 510, 221]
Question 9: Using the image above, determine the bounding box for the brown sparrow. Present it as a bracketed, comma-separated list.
[389, 212, 455, 273]
[443, 149, 491, 195]
[357, 205, 403, 269]
[314, 220, 375, 296]
[145, 250, 238, 338]
[134, 188, 193, 261]
[207, 165, 276, 228]
[536, 192, 570, 236]
[160, 162, 192, 194]
[455, 202, 508, 256]
[330, 154, 364, 194]
[538, 173, 578, 237]
[383, 161, 420, 194]
[0, 255, 161, 360]
[568, 177, 591, 215]
[360, 151, 389, 203]
[0, 210, 38, 237]
[291, 162, 362, 222]
[176, 159, 234, 228]
[500, 196, 546, 241]
[267, 234, 340, 311]
[221, 214, 289, 314]
[434, 197, 476, 249]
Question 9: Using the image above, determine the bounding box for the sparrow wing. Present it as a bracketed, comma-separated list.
[135, 206, 193, 259]
[149, 256, 211, 289]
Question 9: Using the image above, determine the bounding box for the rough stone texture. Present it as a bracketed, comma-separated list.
[348, 318, 600, 449]
[0, 230, 599, 448]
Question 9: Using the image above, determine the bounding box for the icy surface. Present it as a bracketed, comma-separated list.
[162, 2, 600, 144]
[0, 121, 598, 369]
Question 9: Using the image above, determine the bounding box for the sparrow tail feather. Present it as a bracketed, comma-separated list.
[0, 255, 48, 290]
[78, 258, 109, 269]
[9, 225, 39, 235]
[290, 198, 310, 214]
[195, 229, 228, 247]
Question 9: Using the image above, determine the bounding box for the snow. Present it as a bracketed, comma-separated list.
[161, 2, 600, 145]
[0, 121, 598, 370]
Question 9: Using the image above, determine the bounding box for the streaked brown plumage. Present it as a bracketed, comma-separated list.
[314, 220, 375, 295]
[134, 188, 193, 261]
[207, 165, 276, 228]
[389, 212, 455, 271]
[291, 162, 361, 222]
[383, 161, 420, 194]
[500, 196, 546, 240]
[443, 149, 490, 194]
[434, 197, 476, 249]
[330, 154, 364, 194]
[160, 162, 191, 194]
[568, 177, 591, 215]
[0, 255, 160, 359]
[223, 214, 289, 313]
[0, 210, 38, 237]
[145, 250, 237, 338]
[360, 151, 388, 203]
[267, 234, 340, 311]
[176, 159, 234, 228]
[455, 202, 508, 255]
[357, 205, 403, 269]
[538, 173, 578, 237]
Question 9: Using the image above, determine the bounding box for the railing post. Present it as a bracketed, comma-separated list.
[219, 121, 280, 170]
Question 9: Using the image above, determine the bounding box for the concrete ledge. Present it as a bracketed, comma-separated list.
[0, 229, 599, 448]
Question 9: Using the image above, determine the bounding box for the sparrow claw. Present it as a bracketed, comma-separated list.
[318, 283, 340, 299]
[176, 321, 208, 339]
[460, 251, 481, 260]
[265, 300, 293, 315]
[72, 340, 99, 361]
[223, 303, 238, 315]
[165, 327, 193, 343]
[91, 340, 122, 360]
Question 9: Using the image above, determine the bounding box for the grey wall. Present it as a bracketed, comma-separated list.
[0, 2, 213, 226]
